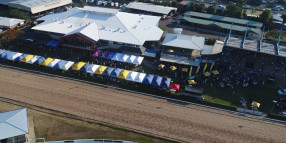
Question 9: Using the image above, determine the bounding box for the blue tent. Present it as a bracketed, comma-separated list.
[160, 77, 171, 88]
[34, 57, 46, 65]
[80, 63, 92, 72]
[105, 52, 116, 59]
[54, 60, 67, 70]
[110, 68, 122, 77]
[151, 76, 163, 87]
[46, 40, 61, 48]
[142, 74, 154, 85]
[102, 67, 114, 76]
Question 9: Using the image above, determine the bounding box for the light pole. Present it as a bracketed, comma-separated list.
[271, 100, 277, 113]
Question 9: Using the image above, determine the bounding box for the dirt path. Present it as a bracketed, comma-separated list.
[0, 66, 285, 143]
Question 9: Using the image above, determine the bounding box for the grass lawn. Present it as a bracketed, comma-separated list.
[0, 101, 173, 143]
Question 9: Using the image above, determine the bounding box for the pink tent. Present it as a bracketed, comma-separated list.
[92, 50, 100, 57]
[169, 83, 180, 91]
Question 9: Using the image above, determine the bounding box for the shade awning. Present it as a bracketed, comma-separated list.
[105, 52, 116, 59]
[80, 63, 92, 72]
[40, 57, 54, 66]
[47, 59, 61, 68]
[34, 57, 46, 65]
[112, 53, 124, 61]
[21, 55, 34, 63]
[103, 67, 115, 76]
[134, 56, 144, 65]
[95, 65, 107, 75]
[86, 64, 100, 74]
[118, 70, 130, 79]
[110, 68, 122, 77]
[160, 77, 171, 88]
[142, 74, 154, 85]
[72, 62, 86, 71]
[15, 54, 29, 62]
[151, 76, 163, 87]
[126, 55, 137, 64]
[134, 72, 146, 83]
[62, 61, 74, 71]
[54, 60, 67, 69]
[125, 71, 139, 81]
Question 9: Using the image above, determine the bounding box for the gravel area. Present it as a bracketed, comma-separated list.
[0, 66, 285, 143]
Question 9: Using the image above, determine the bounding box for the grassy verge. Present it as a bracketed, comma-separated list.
[267, 113, 286, 121]
[0, 101, 173, 143]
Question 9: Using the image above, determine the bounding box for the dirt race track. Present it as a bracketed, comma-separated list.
[0, 66, 285, 143]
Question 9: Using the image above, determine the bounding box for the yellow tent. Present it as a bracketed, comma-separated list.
[188, 80, 196, 85]
[167, 49, 174, 53]
[118, 70, 130, 79]
[158, 64, 165, 68]
[170, 66, 177, 71]
[203, 72, 211, 77]
[213, 70, 220, 75]
[40, 57, 53, 66]
[21, 55, 34, 63]
[251, 101, 261, 108]
[72, 62, 86, 71]
[95, 65, 107, 75]
[182, 68, 188, 72]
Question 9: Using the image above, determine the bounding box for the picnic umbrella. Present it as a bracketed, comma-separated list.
[40, 57, 53, 66]
[47, 59, 61, 68]
[86, 64, 100, 74]
[61, 61, 74, 71]
[169, 83, 180, 91]
[188, 80, 196, 85]
[151, 76, 163, 87]
[170, 66, 177, 71]
[21, 55, 34, 63]
[158, 64, 165, 68]
[105, 52, 116, 59]
[203, 72, 211, 77]
[182, 68, 188, 72]
[125, 71, 138, 81]
[160, 77, 171, 88]
[54, 60, 67, 70]
[5, 52, 22, 61]
[213, 70, 220, 75]
[102, 67, 115, 76]
[142, 74, 154, 85]
[110, 68, 122, 77]
[134, 72, 146, 83]
[34, 56, 46, 65]
[118, 70, 130, 79]
[95, 65, 107, 75]
[80, 63, 92, 72]
[72, 62, 86, 71]
[167, 49, 174, 53]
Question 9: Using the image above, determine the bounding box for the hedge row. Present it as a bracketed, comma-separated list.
[0, 60, 237, 111]
[267, 113, 286, 121]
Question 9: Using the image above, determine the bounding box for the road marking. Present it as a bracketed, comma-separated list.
[0, 63, 285, 124]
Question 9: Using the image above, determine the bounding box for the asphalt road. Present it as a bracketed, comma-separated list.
[0, 66, 285, 143]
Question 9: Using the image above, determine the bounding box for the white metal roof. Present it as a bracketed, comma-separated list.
[32, 6, 163, 46]
[8, 0, 72, 14]
[126, 2, 177, 15]
[162, 33, 205, 50]
[0, 16, 24, 28]
[0, 108, 28, 140]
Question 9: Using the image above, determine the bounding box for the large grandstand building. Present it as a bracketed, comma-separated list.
[32, 6, 164, 54]
[0, 0, 72, 16]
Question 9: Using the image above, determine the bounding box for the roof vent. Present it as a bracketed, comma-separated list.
[69, 25, 73, 28]
[118, 28, 120, 31]
[133, 25, 137, 29]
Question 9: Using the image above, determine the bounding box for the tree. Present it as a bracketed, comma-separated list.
[79, 1, 87, 8]
[260, 9, 272, 25]
[9, 9, 30, 20]
[206, 5, 216, 14]
[226, 5, 242, 18]
[278, 0, 285, 4]
[194, 3, 205, 12]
